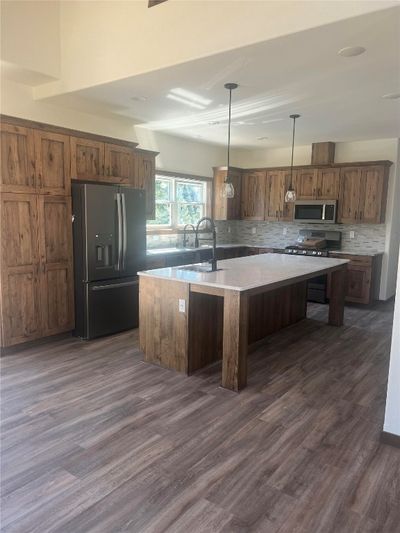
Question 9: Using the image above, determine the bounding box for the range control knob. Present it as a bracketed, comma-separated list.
[302, 250, 307, 255]
[293, 250, 298, 254]
[312, 251, 317, 255]
[317, 251, 322, 256]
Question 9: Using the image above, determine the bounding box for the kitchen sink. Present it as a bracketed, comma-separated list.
[178, 264, 222, 273]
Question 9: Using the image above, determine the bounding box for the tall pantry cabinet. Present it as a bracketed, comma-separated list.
[0, 123, 74, 346]
[1, 118, 158, 347]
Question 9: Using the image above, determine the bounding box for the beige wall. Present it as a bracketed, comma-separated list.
[1, 0, 60, 80]
[31, 0, 396, 98]
[1, 77, 226, 178]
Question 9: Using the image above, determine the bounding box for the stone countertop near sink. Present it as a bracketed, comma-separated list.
[146, 243, 251, 256]
[139, 253, 349, 292]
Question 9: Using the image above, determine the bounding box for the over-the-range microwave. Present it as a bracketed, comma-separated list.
[293, 200, 337, 224]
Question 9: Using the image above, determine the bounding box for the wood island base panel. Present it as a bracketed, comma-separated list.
[139, 254, 349, 391]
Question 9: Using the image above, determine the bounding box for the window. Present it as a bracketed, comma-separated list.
[148, 175, 208, 229]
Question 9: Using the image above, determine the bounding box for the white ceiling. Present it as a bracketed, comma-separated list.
[47, 7, 400, 148]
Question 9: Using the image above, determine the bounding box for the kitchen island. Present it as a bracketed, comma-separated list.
[139, 254, 349, 391]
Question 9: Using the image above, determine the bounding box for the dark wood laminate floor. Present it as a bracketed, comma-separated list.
[1, 301, 400, 533]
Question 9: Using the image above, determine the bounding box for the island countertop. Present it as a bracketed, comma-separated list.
[138, 253, 349, 293]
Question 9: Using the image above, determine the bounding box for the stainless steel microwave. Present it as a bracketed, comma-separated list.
[293, 200, 337, 224]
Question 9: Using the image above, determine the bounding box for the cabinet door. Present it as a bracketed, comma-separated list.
[241, 171, 266, 220]
[70, 137, 105, 181]
[359, 166, 387, 224]
[0, 124, 36, 193]
[295, 169, 318, 200]
[38, 196, 74, 336]
[213, 168, 242, 221]
[134, 152, 156, 219]
[338, 167, 362, 223]
[0, 194, 41, 346]
[265, 171, 281, 221]
[346, 265, 372, 304]
[104, 143, 135, 184]
[316, 168, 340, 199]
[34, 130, 71, 195]
[281, 170, 295, 221]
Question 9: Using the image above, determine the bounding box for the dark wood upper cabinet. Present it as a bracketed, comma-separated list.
[241, 171, 266, 220]
[265, 170, 293, 222]
[0, 124, 36, 193]
[70, 137, 105, 181]
[338, 165, 388, 224]
[134, 150, 157, 219]
[34, 130, 71, 195]
[295, 169, 318, 200]
[104, 143, 135, 184]
[316, 168, 340, 200]
[213, 167, 241, 221]
[358, 166, 388, 224]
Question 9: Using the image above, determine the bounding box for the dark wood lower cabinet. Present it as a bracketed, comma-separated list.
[328, 253, 382, 305]
[0, 193, 74, 347]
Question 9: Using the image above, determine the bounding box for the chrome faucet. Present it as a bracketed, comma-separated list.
[195, 217, 218, 272]
[182, 224, 196, 248]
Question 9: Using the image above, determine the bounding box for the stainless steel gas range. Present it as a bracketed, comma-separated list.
[284, 229, 342, 303]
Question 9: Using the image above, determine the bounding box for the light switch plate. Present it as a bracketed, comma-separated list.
[178, 299, 186, 313]
[283, 227, 288, 235]
[251, 227, 257, 235]
[350, 231, 355, 239]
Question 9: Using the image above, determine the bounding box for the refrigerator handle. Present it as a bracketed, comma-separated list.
[116, 193, 123, 271]
[121, 192, 127, 271]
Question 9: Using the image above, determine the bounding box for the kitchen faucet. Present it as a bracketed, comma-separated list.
[182, 224, 196, 248]
[195, 217, 218, 272]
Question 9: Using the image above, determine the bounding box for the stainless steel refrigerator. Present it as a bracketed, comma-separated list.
[72, 183, 146, 339]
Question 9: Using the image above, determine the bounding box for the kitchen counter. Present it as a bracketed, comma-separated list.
[139, 254, 349, 392]
[146, 243, 250, 255]
[140, 253, 349, 292]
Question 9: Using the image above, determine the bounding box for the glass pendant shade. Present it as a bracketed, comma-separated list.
[284, 187, 296, 203]
[222, 181, 235, 198]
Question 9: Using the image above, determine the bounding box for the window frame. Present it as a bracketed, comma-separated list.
[147, 173, 211, 232]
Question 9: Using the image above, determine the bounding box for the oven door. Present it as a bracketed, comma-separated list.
[294, 201, 336, 223]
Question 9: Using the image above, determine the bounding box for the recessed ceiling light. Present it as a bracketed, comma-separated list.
[382, 92, 400, 100]
[338, 46, 366, 57]
[130, 95, 147, 102]
[257, 136, 268, 141]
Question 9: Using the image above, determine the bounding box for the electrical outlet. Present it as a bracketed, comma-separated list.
[283, 227, 288, 236]
[228, 226, 231, 233]
[251, 227, 257, 235]
[178, 299, 186, 313]
[350, 231, 355, 239]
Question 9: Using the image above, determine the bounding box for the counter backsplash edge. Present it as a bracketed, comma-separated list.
[147, 220, 386, 254]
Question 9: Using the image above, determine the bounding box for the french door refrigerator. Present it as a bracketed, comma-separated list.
[72, 183, 146, 339]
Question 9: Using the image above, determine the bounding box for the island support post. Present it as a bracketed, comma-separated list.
[222, 290, 249, 391]
[328, 265, 347, 326]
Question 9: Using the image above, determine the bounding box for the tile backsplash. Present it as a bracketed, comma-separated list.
[215, 220, 386, 253]
[147, 221, 386, 253]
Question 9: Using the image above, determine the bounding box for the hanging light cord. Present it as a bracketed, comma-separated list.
[226, 87, 232, 182]
[290, 115, 297, 188]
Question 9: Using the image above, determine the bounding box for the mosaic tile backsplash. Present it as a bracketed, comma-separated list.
[215, 220, 386, 253]
[147, 221, 386, 253]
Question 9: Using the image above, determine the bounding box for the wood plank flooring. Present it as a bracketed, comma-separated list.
[1, 301, 400, 533]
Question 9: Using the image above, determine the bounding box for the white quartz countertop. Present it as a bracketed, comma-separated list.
[146, 243, 249, 256]
[139, 253, 349, 292]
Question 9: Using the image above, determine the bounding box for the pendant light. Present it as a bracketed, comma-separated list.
[222, 82, 238, 199]
[285, 113, 301, 203]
